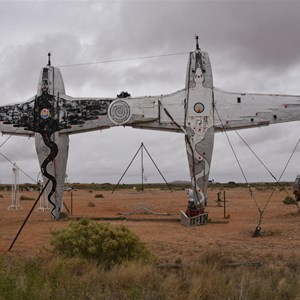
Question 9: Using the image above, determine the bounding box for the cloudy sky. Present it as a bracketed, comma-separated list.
[0, 0, 300, 185]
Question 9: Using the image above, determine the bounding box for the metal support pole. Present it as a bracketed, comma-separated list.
[141, 143, 144, 191]
[113, 142, 172, 193]
[143, 145, 173, 192]
[223, 190, 226, 218]
[112, 144, 143, 193]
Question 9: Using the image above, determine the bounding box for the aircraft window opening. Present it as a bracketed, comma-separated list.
[251, 118, 254, 122]
[273, 115, 277, 120]
[237, 97, 241, 103]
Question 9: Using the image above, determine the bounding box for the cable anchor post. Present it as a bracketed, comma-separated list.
[253, 209, 263, 237]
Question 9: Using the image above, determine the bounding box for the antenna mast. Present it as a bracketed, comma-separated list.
[195, 35, 200, 51]
[47, 52, 51, 66]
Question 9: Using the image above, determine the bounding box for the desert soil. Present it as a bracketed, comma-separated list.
[0, 186, 300, 265]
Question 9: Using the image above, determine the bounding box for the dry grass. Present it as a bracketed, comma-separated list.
[1, 250, 300, 299]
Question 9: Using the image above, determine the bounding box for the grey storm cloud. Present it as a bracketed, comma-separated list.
[0, 1, 300, 184]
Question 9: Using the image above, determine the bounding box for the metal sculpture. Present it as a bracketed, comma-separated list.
[1, 40, 300, 221]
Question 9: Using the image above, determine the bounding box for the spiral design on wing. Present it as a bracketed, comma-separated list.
[40, 133, 59, 220]
[108, 100, 131, 125]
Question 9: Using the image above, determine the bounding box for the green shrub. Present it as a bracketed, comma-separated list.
[283, 196, 296, 205]
[51, 219, 154, 268]
[94, 194, 104, 198]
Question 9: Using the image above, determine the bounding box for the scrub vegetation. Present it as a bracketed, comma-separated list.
[283, 196, 297, 205]
[94, 194, 104, 198]
[1, 251, 300, 299]
[19, 195, 35, 201]
[1, 216, 300, 299]
[51, 219, 154, 268]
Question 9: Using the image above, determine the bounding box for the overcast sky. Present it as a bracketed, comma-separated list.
[0, 0, 300, 185]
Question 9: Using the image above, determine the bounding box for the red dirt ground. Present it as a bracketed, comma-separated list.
[1, 187, 300, 264]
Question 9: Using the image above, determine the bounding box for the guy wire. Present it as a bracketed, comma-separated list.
[57, 51, 189, 68]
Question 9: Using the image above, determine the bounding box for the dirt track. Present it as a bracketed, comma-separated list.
[1, 187, 300, 264]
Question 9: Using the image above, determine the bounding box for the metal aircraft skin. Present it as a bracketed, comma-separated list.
[1, 44, 300, 220]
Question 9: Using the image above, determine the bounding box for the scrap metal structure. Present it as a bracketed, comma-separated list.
[1, 39, 300, 222]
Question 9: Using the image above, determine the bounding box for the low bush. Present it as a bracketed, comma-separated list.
[88, 202, 96, 207]
[94, 194, 104, 198]
[283, 196, 296, 205]
[51, 219, 154, 268]
[0, 194, 3, 198]
[20, 195, 35, 201]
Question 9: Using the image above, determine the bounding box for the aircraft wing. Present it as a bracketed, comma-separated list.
[0, 96, 116, 136]
[213, 88, 300, 131]
[0, 95, 159, 136]
[59, 95, 160, 134]
[0, 97, 36, 136]
[58, 96, 115, 134]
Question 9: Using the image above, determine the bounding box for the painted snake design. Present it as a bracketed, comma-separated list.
[40, 133, 59, 219]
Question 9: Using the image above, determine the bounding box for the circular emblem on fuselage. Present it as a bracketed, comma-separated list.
[194, 102, 205, 113]
[40, 108, 50, 119]
[108, 100, 131, 125]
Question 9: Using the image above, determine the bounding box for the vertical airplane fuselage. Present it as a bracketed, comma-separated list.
[183, 50, 214, 208]
[35, 64, 69, 220]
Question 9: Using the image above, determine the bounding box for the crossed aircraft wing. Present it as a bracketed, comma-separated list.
[1, 89, 299, 135]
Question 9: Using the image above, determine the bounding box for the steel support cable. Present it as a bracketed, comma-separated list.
[112, 144, 143, 194]
[0, 128, 19, 149]
[0, 129, 37, 183]
[261, 137, 300, 213]
[8, 179, 50, 251]
[0, 151, 37, 183]
[214, 105, 261, 211]
[57, 51, 189, 68]
[142, 145, 173, 192]
[215, 104, 300, 227]
[234, 130, 277, 181]
[235, 130, 300, 214]
[158, 100, 202, 205]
